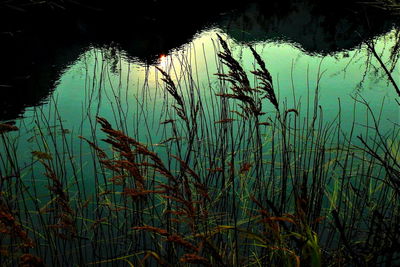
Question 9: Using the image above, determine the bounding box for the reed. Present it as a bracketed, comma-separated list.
[0, 34, 398, 266]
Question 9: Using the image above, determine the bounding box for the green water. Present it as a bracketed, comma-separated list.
[18, 27, 399, 139]
[1, 25, 399, 266]
[2, 27, 395, 196]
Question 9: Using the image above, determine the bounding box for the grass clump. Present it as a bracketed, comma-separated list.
[0, 34, 399, 266]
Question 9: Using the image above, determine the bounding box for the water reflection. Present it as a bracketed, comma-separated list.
[0, 0, 398, 121]
[3, 26, 395, 198]
[18, 27, 399, 141]
[221, 0, 398, 54]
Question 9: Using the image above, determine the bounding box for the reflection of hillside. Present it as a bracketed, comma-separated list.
[0, 0, 222, 121]
[0, 0, 398, 121]
[221, 0, 399, 54]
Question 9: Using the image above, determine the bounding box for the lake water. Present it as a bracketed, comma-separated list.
[1, 25, 396, 198]
[0, 2, 399, 265]
[13, 26, 400, 144]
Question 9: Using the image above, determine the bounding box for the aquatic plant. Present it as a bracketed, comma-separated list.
[0, 33, 399, 267]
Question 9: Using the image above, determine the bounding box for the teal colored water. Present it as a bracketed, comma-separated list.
[0, 20, 399, 267]
[2, 1, 400, 265]
[18, 27, 399, 138]
[1, 27, 399, 194]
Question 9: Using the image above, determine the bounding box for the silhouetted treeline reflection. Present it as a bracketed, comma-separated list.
[0, 0, 398, 121]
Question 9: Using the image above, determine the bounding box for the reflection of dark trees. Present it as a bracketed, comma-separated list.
[365, 29, 400, 97]
[0, 0, 398, 121]
[222, 0, 398, 53]
[389, 28, 400, 72]
[348, 27, 400, 95]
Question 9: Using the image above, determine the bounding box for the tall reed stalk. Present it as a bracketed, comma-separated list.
[0, 34, 398, 266]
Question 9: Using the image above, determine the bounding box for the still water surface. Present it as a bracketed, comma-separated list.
[1, 3, 400, 264]
[3, 26, 399, 191]
[19, 27, 399, 133]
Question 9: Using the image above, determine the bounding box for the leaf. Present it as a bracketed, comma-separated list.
[194, 216, 261, 239]
[214, 225, 266, 243]
[88, 253, 142, 265]
[388, 138, 400, 162]
[141, 250, 166, 266]
[122, 259, 135, 267]
[246, 243, 300, 266]
[291, 231, 322, 267]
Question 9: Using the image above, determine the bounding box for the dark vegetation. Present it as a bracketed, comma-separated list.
[0, 29, 399, 265]
[0, 0, 399, 266]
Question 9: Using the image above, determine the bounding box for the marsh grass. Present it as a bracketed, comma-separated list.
[0, 35, 399, 266]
